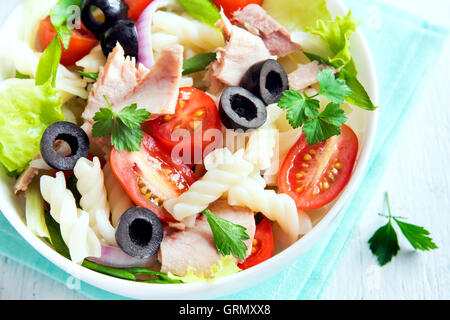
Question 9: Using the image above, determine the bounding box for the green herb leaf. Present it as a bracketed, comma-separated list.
[338, 69, 377, 111]
[202, 209, 250, 260]
[303, 52, 377, 111]
[318, 69, 352, 104]
[126, 268, 183, 284]
[50, 0, 83, 49]
[92, 107, 114, 137]
[35, 36, 62, 87]
[15, 70, 31, 79]
[117, 104, 152, 129]
[393, 218, 438, 251]
[76, 70, 99, 80]
[182, 52, 217, 75]
[278, 88, 347, 145]
[81, 260, 137, 281]
[368, 219, 400, 266]
[178, 0, 221, 27]
[302, 103, 347, 145]
[368, 192, 437, 266]
[92, 97, 151, 152]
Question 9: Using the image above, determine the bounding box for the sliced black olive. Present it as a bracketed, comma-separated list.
[40, 121, 90, 171]
[219, 86, 267, 131]
[81, 0, 128, 37]
[101, 19, 138, 59]
[241, 59, 289, 105]
[115, 207, 163, 259]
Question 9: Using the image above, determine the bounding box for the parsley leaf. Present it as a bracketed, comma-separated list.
[202, 209, 250, 260]
[92, 97, 150, 152]
[368, 192, 438, 266]
[368, 219, 400, 266]
[393, 218, 438, 251]
[278, 69, 350, 145]
[318, 69, 352, 104]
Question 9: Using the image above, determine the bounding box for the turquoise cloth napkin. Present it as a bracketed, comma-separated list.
[0, 0, 448, 300]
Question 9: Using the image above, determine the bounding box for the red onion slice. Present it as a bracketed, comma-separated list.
[136, 0, 172, 69]
[88, 244, 158, 268]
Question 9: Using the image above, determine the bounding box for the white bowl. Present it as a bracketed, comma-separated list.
[0, 0, 379, 299]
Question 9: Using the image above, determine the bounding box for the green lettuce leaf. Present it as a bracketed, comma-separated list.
[263, 0, 332, 32]
[168, 256, 241, 283]
[0, 83, 64, 172]
[306, 11, 361, 75]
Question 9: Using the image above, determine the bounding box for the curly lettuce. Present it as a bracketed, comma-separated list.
[306, 11, 361, 75]
[263, 0, 331, 32]
[168, 256, 241, 283]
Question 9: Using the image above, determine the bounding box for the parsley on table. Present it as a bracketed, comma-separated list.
[278, 69, 350, 145]
[92, 96, 151, 152]
[368, 192, 438, 266]
[202, 209, 250, 260]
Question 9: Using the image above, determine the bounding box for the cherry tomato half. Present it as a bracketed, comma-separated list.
[38, 16, 98, 67]
[124, 0, 155, 21]
[238, 217, 274, 270]
[145, 87, 222, 164]
[279, 124, 359, 210]
[110, 133, 197, 223]
[212, 0, 264, 18]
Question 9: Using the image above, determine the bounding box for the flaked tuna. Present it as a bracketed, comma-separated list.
[288, 61, 335, 91]
[206, 11, 273, 92]
[233, 4, 301, 57]
[82, 43, 183, 122]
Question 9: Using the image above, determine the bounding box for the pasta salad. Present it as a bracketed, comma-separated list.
[0, 0, 376, 283]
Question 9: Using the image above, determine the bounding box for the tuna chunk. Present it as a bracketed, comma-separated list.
[288, 61, 335, 91]
[82, 43, 183, 122]
[233, 4, 301, 57]
[158, 200, 256, 277]
[206, 11, 273, 91]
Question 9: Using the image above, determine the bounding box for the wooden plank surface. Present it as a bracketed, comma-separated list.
[0, 0, 449, 300]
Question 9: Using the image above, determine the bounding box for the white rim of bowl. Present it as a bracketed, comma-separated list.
[0, 0, 379, 299]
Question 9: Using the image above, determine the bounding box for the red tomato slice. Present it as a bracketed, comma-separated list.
[124, 0, 155, 21]
[38, 16, 98, 67]
[279, 124, 359, 210]
[144, 87, 222, 164]
[238, 217, 274, 270]
[109, 133, 197, 223]
[212, 0, 263, 18]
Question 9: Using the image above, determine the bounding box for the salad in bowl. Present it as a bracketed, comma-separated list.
[0, 0, 378, 298]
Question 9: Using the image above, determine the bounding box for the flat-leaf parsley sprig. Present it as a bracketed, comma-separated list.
[368, 192, 438, 266]
[278, 69, 351, 146]
[92, 96, 151, 152]
[202, 209, 250, 260]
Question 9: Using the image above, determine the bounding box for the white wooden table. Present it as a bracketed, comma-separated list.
[0, 0, 449, 300]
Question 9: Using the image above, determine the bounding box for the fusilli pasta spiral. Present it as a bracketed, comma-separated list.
[164, 148, 254, 221]
[40, 172, 101, 263]
[227, 176, 301, 244]
[74, 157, 116, 246]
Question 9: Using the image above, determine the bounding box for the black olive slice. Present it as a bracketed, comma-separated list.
[115, 207, 163, 259]
[40, 121, 90, 171]
[241, 59, 289, 105]
[219, 86, 267, 131]
[101, 19, 139, 59]
[81, 0, 129, 37]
